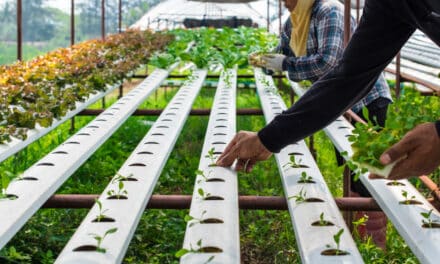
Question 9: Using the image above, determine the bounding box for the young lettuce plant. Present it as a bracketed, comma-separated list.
[175, 239, 216, 262]
[107, 181, 128, 199]
[88, 227, 118, 253]
[205, 148, 217, 167]
[322, 228, 349, 256]
[288, 188, 307, 204]
[184, 210, 207, 228]
[421, 209, 440, 228]
[93, 199, 110, 222]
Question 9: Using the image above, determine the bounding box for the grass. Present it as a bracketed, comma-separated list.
[0, 73, 427, 263]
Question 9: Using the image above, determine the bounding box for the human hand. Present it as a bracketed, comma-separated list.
[216, 131, 272, 172]
[370, 122, 440, 180]
[261, 54, 286, 72]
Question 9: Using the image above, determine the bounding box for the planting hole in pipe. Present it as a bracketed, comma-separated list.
[157, 126, 169, 128]
[198, 247, 223, 253]
[87, 125, 100, 129]
[305, 198, 324, 203]
[288, 152, 303, 156]
[321, 249, 349, 256]
[37, 162, 55, 166]
[92, 217, 116, 223]
[206, 178, 225, 182]
[0, 194, 18, 200]
[107, 195, 128, 200]
[73, 245, 97, 252]
[200, 218, 224, 224]
[145, 141, 159, 145]
[19, 177, 38, 181]
[129, 163, 146, 167]
[214, 133, 226, 136]
[204, 196, 224, 201]
[311, 220, 334, 226]
[52, 151, 68, 155]
[399, 200, 423, 205]
[77, 133, 90, 136]
[137, 151, 153, 155]
[387, 181, 405, 186]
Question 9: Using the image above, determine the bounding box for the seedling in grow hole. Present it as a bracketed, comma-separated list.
[298, 171, 314, 183]
[88, 227, 118, 253]
[330, 228, 344, 255]
[400, 190, 417, 205]
[421, 209, 440, 228]
[288, 188, 307, 204]
[0, 170, 17, 200]
[94, 199, 109, 222]
[185, 210, 207, 228]
[175, 239, 216, 263]
[198, 188, 211, 200]
[107, 181, 128, 199]
[113, 173, 136, 182]
[283, 156, 305, 170]
[196, 169, 212, 184]
[205, 148, 218, 167]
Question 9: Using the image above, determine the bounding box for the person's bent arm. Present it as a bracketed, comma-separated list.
[259, 0, 416, 153]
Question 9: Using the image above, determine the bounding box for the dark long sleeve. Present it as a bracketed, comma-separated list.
[258, 0, 439, 153]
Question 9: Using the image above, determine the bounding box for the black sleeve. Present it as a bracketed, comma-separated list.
[258, 0, 416, 153]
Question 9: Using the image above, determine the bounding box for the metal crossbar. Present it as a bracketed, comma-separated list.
[181, 68, 239, 264]
[256, 68, 363, 263]
[55, 69, 207, 264]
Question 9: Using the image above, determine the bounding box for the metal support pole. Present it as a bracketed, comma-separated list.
[101, 0, 105, 40]
[43, 194, 383, 211]
[343, 0, 351, 47]
[343, 165, 353, 231]
[396, 52, 401, 98]
[17, 0, 22, 61]
[267, 0, 270, 32]
[118, 0, 122, 33]
[71, 0, 75, 46]
[70, 117, 75, 132]
[278, 0, 282, 36]
[101, 97, 106, 108]
[118, 84, 123, 99]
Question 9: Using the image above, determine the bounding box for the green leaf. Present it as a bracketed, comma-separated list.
[198, 188, 204, 197]
[175, 248, 189, 258]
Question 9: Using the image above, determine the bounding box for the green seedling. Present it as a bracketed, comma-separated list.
[198, 188, 211, 200]
[0, 170, 16, 200]
[401, 190, 416, 204]
[288, 188, 307, 204]
[94, 199, 109, 222]
[205, 148, 218, 167]
[299, 171, 314, 183]
[185, 210, 207, 228]
[175, 239, 215, 263]
[113, 173, 135, 182]
[196, 169, 213, 184]
[283, 156, 304, 170]
[421, 209, 439, 228]
[107, 181, 128, 199]
[325, 228, 345, 255]
[319, 212, 326, 226]
[88, 227, 118, 253]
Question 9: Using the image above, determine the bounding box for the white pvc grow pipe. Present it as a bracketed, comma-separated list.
[55, 69, 207, 264]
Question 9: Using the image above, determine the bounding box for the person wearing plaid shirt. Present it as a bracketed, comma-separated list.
[274, 0, 392, 116]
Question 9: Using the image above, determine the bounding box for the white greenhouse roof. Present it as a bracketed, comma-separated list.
[132, 0, 282, 31]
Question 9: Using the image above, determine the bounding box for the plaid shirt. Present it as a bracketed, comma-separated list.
[278, 0, 391, 113]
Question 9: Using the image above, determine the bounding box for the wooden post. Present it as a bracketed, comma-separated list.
[17, 0, 22, 61]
